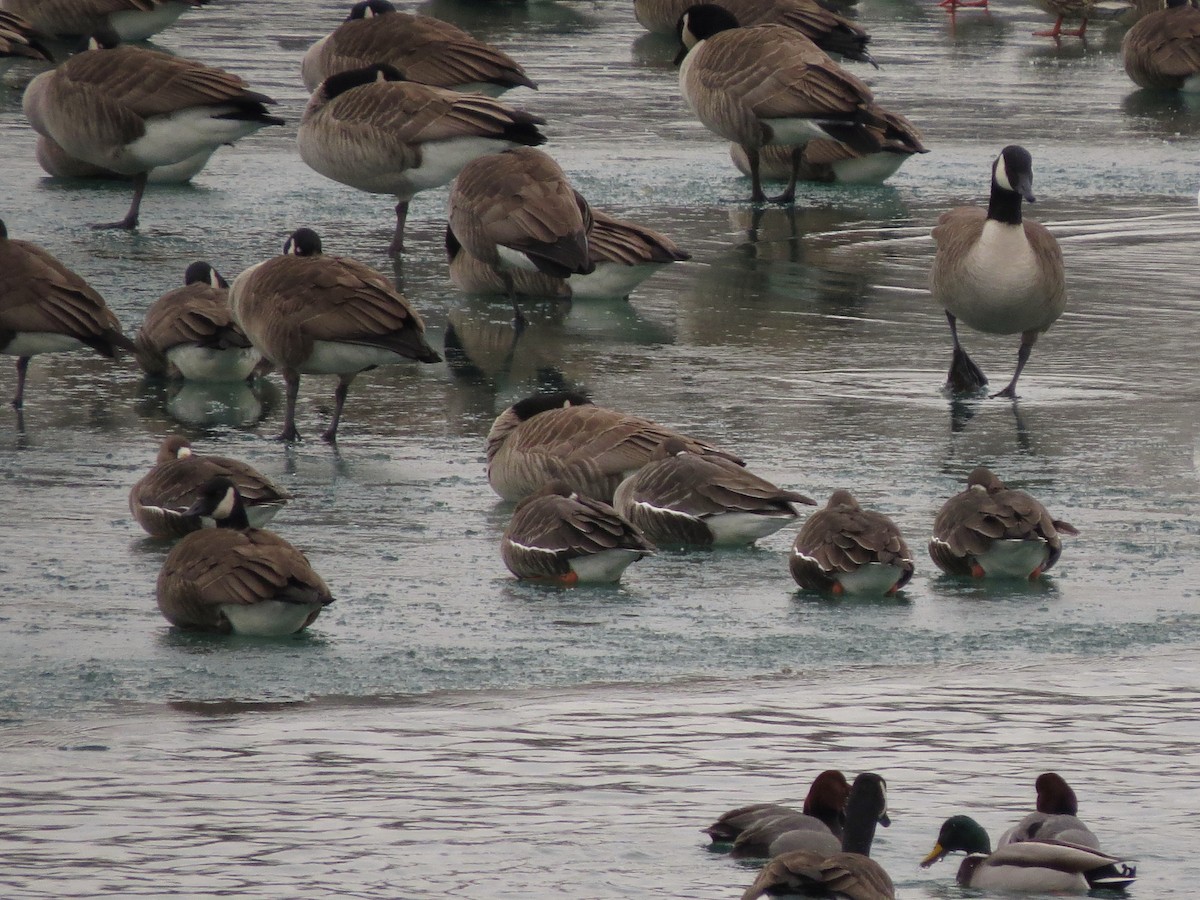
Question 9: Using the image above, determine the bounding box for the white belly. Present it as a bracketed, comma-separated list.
[109, 4, 188, 41]
[976, 539, 1050, 578]
[568, 549, 646, 583]
[124, 107, 271, 171]
[831, 152, 908, 185]
[221, 600, 322, 636]
[2, 332, 86, 356]
[166, 345, 262, 382]
[953, 221, 1046, 334]
[835, 562, 907, 595]
[569, 263, 662, 300]
[300, 341, 407, 375]
[705, 511, 795, 546]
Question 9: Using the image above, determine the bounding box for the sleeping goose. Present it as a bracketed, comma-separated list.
[229, 227, 442, 443]
[447, 146, 594, 325]
[634, 0, 876, 66]
[929, 467, 1078, 579]
[129, 435, 290, 539]
[0, 0, 207, 44]
[0, 10, 50, 77]
[931, 145, 1066, 398]
[789, 490, 914, 596]
[500, 480, 655, 584]
[0, 218, 133, 409]
[448, 207, 690, 301]
[301, 0, 536, 95]
[612, 438, 814, 547]
[298, 64, 547, 257]
[156, 476, 333, 635]
[704, 770, 851, 858]
[133, 262, 263, 382]
[22, 39, 282, 230]
[999, 773, 1100, 848]
[920, 815, 1136, 892]
[675, 4, 891, 204]
[741, 773, 894, 900]
[486, 391, 743, 503]
[1122, 0, 1200, 90]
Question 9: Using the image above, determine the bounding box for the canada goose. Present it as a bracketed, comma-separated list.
[0, 218, 133, 409]
[0, 10, 50, 77]
[634, 0, 876, 66]
[229, 227, 442, 443]
[448, 147, 594, 324]
[789, 490, 914, 596]
[920, 816, 1136, 892]
[0, 0, 207, 43]
[447, 206, 690, 301]
[301, 0, 536, 95]
[22, 40, 282, 230]
[500, 480, 655, 583]
[486, 391, 744, 503]
[1032, 0, 1134, 38]
[133, 262, 262, 382]
[298, 65, 546, 257]
[129, 435, 290, 539]
[612, 438, 814, 546]
[931, 145, 1066, 398]
[929, 467, 1078, 579]
[741, 773, 894, 900]
[35, 133, 213, 183]
[728, 107, 927, 185]
[998, 773, 1100, 849]
[704, 770, 851, 857]
[1123, 0, 1200, 90]
[676, 4, 887, 204]
[156, 476, 333, 635]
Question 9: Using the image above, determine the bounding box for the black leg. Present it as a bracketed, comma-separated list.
[945, 311, 988, 393]
[277, 369, 302, 442]
[93, 172, 146, 230]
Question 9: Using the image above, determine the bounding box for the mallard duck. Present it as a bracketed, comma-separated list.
[704, 770, 850, 859]
[999, 772, 1100, 847]
[741, 773, 893, 900]
[790, 490, 914, 595]
[921, 815, 1136, 892]
[929, 467, 1078, 579]
[931, 145, 1066, 398]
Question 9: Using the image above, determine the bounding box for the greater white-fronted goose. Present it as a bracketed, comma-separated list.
[0, 218, 133, 409]
[0, 10, 50, 77]
[742, 773, 894, 900]
[929, 467, 1078, 579]
[301, 0, 536, 95]
[0, 0, 206, 43]
[133, 262, 262, 382]
[931, 145, 1066, 398]
[789, 490, 914, 596]
[486, 391, 743, 503]
[298, 64, 546, 256]
[22, 40, 282, 230]
[447, 146, 593, 324]
[447, 206, 689, 301]
[156, 476, 333, 635]
[675, 4, 890, 204]
[613, 438, 813, 546]
[921, 815, 1136, 892]
[500, 480, 655, 584]
[998, 773, 1100, 848]
[728, 106, 927, 185]
[229, 227, 441, 443]
[35, 133, 213, 183]
[1123, 0, 1200, 90]
[635, 0, 876, 66]
[129, 435, 290, 539]
[704, 770, 850, 858]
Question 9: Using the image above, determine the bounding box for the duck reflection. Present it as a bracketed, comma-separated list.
[163, 378, 277, 430]
[948, 395, 1033, 453]
[1121, 88, 1200, 139]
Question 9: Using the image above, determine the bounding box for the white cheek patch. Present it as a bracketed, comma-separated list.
[212, 486, 237, 520]
[994, 155, 1013, 192]
[177, 446, 192, 458]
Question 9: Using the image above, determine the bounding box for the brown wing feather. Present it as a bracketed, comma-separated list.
[134, 282, 247, 372]
[1123, 5, 1200, 88]
[587, 210, 690, 265]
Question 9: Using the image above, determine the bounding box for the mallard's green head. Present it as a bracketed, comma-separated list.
[920, 815, 992, 867]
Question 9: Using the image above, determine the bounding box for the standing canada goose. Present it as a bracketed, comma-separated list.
[634, 0, 876, 66]
[0, 10, 50, 77]
[129, 435, 291, 539]
[500, 481, 656, 583]
[931, 145, 1066, 398]
[447, 206, 690, 301]
[789, 490, 914, 596]
[704, 770, 851, 858]
[998, 773, 1100, 848]
[298, 65, 546, 257]
[486, 391, 743, 503]
[1122, 0, 1200, 90]
[229, 227, 442, 443]
[34, 133, 214, 183]
[741, 773, 894, 900]
[1032, 0, 1134, 38]
[22, 40, 282, 230]
[676, 4, 888, 204]
[920, 816, 1136, 892]
[0, 0, 207, 43]
[156, 476, 333, 635]
[728, 107, 927, 185]
[301, 0, 537, 95]
[929, 467, 1079, 579]
[448, 147, 594, 325]
[133, 262, 263, 382]
[612, 438, 814, 546]
[0, 218, 133, 409]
